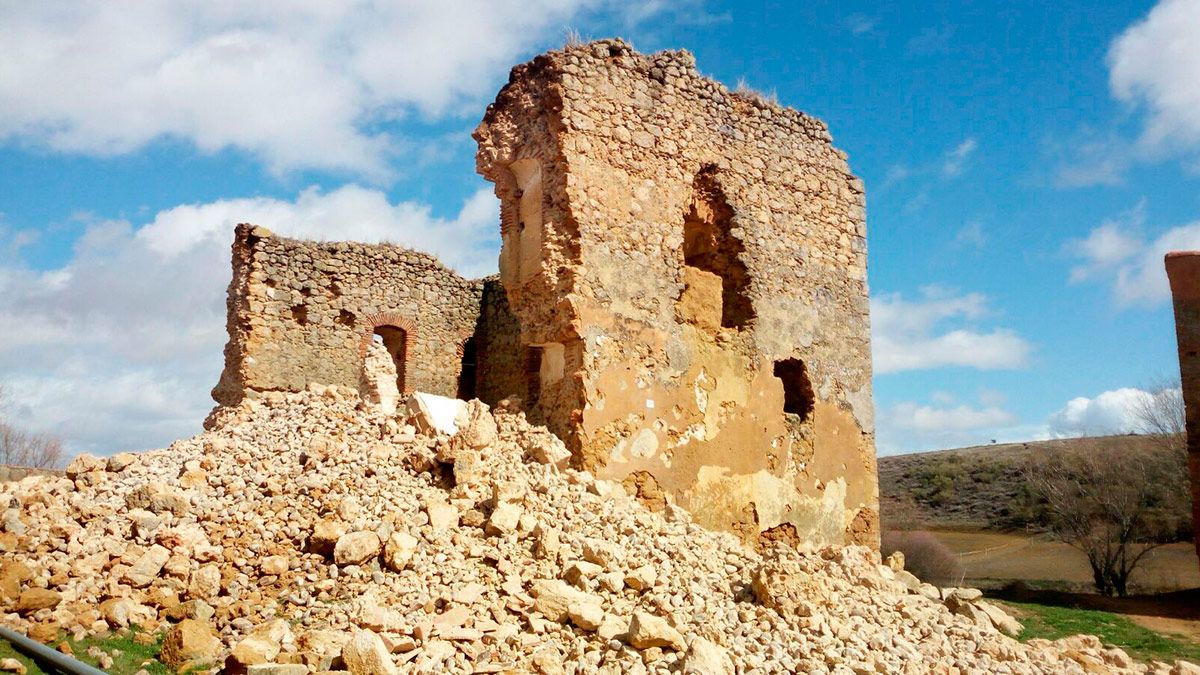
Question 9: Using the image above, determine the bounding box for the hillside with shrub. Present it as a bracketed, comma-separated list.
[878, 435, 1186, 533]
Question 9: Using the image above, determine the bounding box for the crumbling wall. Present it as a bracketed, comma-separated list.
[211, 224, 482, 407]
[1165, 251, 1200, 572]
[475, 40, 877, 547]
[472, 278, 528, 407]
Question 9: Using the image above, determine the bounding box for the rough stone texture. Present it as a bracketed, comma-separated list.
[473, 39, 876, 547]
[210, 225, 486, 407]
[159, 619, 223, 669]
[1165, 250, 1200, 571]
[0, 389, 1188, 673]
[205, 40, 877, 547]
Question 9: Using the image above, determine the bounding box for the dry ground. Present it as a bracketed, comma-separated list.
[928, 530, 1200, 593]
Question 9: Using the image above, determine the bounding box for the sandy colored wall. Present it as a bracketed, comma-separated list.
[476, 40, 878, 548]
[1165, 251, 1200, 572]
[212, 224, 483, 406]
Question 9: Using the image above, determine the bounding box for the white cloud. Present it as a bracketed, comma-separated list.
[1109, 0, 1200, 151]
[0, 186, 500, 454]
[871, 287, 1032, 374]
[889, 402, 1017, 432]
[0, 1, 618, 177]
[953, 221, 987, 249]
[876, 395, 1030, 455]
[1047, 387, 1156, 437]
[941, 138, 977, 177]
[1065, 203, 1200, 306]
[844, 14, 878, 36]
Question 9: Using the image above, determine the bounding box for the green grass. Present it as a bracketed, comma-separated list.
[1005, 600, 1200, 664]
[0, 626, 169, 674]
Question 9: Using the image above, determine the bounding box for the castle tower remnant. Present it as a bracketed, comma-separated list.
[474, 40, 878, 547]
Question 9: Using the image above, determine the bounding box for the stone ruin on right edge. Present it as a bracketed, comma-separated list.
[1164, 251, 1200, 571]
[471, 39, 877, 548]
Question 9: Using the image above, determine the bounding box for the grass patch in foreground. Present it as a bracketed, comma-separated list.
[0, 626, 168, 674]
[1005, 600, 1200, 664]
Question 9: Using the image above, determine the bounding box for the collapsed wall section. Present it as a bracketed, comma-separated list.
[211, 224, 484, 407]
[475, 40, 877, 547]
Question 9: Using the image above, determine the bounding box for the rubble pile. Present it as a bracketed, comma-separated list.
[0, 388, 1193, 674]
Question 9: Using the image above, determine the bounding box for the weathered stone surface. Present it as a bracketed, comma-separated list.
[15, 589, 60, 615]
[121, 544, 170, 587]
[228, 634, 282, 670]
[530, 579, 600, 623]
[340, 629, 396, 675]
[381, 531, 418, 572]
[680, 636, 735, 675]
[624, 611, 686, 651]
[333, 531, 381, 566]
[159, 619, 222, 669]
[125, 482, 189, 516]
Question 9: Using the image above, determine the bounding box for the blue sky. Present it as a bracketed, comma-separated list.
[1, 0, 1198, 456]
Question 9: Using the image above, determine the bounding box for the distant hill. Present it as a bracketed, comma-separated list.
[878, 435, 1165, 531]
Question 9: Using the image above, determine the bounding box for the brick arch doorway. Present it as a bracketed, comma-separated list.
[361, 313, 417, 394]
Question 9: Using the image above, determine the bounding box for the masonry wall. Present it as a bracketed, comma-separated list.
[475, 40, 878, 547]
[472, 278, 529, 407]
[212, 224, 483, 406]
[1164, 251, 1200, 572]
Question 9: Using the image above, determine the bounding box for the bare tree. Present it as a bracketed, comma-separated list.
[0, 385, 64, 469]
[1129, 378, 1185, 454]
[1023, 442, 1188, 596]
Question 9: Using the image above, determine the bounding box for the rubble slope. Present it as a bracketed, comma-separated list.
[0, 387, 1189, 674]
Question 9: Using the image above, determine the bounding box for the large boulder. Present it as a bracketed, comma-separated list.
[159, 619, 222, 669]
[624, 611, 686, 651]
[334, 531, 381, 566]
[407, 393, 466, 436]
[340, 629, 396, 675]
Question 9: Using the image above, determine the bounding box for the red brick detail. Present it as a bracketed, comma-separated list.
[454, 331, 475, 359]
[359, 313, 418, 394]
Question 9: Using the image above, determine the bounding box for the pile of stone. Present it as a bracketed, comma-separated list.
[0, 387, 1195, 674]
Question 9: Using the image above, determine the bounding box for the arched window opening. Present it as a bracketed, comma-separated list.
[373, 326, 408, 394]
[681, 168, 754, 330]
[774, 358, 814, 423]
[458, 337, 478, 401]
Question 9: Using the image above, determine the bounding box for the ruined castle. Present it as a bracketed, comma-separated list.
[211, 40, 878, 548]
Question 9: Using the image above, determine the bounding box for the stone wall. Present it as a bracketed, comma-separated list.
[474, 40, 877, 547]
[211, 224, 484, 407]
[1164, 251, 1200, 572]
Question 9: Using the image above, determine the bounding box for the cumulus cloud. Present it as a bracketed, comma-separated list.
[1065, 203, 1200, 306]
[941, 138, 977, 177]
[871, 287, 1032, 374]
[876, 394, 1029, 455]
[1109, 0, 1200, 151]
[1047, 387, 1158, 437]
[0, 186, 500, 454]
[0, 1, 619, 177]
[888, 402, 1017, 432]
